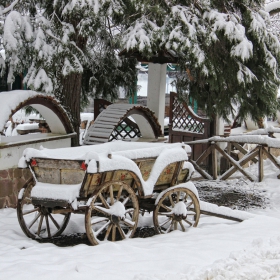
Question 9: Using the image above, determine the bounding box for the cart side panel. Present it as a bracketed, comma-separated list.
[83, 170, 141, 197]
[32, 158, 85, 185]
[134, 158, 156, 181]
[154, 162, 177, 187]
[177, 168, 190, 183]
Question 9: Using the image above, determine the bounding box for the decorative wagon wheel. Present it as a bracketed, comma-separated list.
[153, 187, 200, 234]
[17, 178, 71, 239]
[85, 181, 139, 245]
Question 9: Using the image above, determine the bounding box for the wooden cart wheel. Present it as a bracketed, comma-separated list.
[153, 187, 200, 234]
[85, 181, 139, 245]
[17, 178, 71, 239]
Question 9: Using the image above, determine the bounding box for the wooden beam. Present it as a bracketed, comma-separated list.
[189, 159, 213, 180]
[232, 142, 258, 163]
[215, 144, 259, 181]
[263, 148, 280, 170]
[200, 209, 243, 222]
[196, 145, 213, 165]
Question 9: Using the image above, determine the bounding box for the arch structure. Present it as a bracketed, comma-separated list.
[266, 2, 280, 16]
[83, 103, 162, 145]
[0, 90, 74, 134]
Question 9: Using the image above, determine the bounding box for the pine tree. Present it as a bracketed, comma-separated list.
[0, 0, 138, 146]
[123, 0, 280, 124]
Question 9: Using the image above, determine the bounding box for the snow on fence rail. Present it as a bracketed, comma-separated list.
[186, 131, 280, 182]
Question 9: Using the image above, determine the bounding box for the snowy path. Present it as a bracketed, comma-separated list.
[0, 205, 280, 279]
[1, 160, 280, 279]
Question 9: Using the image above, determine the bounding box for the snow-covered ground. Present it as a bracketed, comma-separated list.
[1, 158, 280, 279]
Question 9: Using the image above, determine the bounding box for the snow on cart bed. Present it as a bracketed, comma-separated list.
[19, 141, 193, 199]
[19, 141, 191, 162]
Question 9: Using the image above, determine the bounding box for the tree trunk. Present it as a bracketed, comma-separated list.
[61, 72, 82, 146]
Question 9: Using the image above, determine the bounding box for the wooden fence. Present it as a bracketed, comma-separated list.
[186, 132, 280, 182]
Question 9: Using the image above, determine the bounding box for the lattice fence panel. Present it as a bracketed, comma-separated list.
[109, 118, 141, 141]
[172, 96, 205, 134]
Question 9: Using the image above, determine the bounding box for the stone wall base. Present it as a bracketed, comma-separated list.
[0, 168, 32, 208]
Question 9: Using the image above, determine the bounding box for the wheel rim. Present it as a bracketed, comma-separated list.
[153, 187, 200, 234]
[85, 181, 139, 245]
[17, 181, 71, 239]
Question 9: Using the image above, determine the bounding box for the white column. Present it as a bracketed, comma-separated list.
[147, 63, 166, 134]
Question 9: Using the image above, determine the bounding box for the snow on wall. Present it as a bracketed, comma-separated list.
[0, 90, 39, 132]
[0, 90, 69, 134]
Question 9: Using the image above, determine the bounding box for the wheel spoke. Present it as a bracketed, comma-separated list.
[48, 213, 60, 230]
[116, 224, 126, 239]
[109, 185, 114, 205]
[121, 218, 135, 227]
[94, 221, 111, 236]
[160, 204, 172, 212]
[179, 221, 186, 232]
[45, 215, 51, 237]
[27, 212, 41, 229]
[159, 217, 171, 227]
[176, 191, 180, 203]
[165, 220, 174, 233]
[112, 225, 116, 241]
[37, 215, 44, 235]
[91, 217, 109, 226]
[157, 212, 172, 217]
[125, 208, 134, 214]
[23, 207, 40, 216]
[169, 194, 175, 207]
[117, 185, 123, 201]
[122, 196, 129, 206]
[183, 218, 193, 226]
[186, 201, 193, 208]
[98, 193, 110, 209]
[174, 221, 178, 230]
[94, 205, 110, 216]
[104, 224, 113, 241]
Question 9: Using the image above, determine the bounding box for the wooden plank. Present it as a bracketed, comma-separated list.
[102, 111, 127, 117]
[91, 122, 115, 129]
[232, 142, 258, 163]
[98, 116, 121, 122]
[86, 131, 111, 138]
[35, 158, 82, 169]
[61, 169, 85, 184]
[33, 167, 60, 184]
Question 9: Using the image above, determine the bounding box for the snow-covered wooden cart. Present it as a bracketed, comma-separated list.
[17, 141, 200, 245]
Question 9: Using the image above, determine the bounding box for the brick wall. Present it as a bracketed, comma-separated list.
[0, 168, 32, 208]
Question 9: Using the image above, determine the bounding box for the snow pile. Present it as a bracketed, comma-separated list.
[200, 201, 254, 221]
[31, 182, 81, 203]
[195, 237, 280, 280]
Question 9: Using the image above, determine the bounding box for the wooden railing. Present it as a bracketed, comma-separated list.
[186, 129, 280, 182]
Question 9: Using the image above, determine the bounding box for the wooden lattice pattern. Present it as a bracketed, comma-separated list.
[110, 118, 141, 141]
[172, 96, 205, 134]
